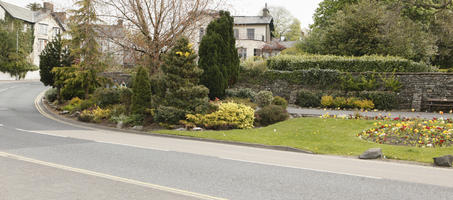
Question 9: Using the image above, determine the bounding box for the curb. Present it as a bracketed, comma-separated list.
[36, 91, 314, 154]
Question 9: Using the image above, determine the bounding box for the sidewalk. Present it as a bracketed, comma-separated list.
[287, 107, 453, 120]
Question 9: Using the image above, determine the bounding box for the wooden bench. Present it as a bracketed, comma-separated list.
[425, 98, 453, 111]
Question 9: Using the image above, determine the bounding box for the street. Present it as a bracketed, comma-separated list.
[1, 81, 453, 200]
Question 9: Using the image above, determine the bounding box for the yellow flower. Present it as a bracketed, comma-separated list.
[176, 51, 183, 56]
[184, 52, 190, 57]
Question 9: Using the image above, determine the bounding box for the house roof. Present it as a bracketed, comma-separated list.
[0, 1, 34, 22]
[234, 16, 273, 25]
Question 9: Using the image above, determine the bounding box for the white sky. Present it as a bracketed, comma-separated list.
[3, 0, 323, 28]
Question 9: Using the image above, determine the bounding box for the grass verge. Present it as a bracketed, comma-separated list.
[155, 117, 453, 163]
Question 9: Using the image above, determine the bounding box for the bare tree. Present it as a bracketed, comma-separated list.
[267, 6, 295, 40]
[99, 0, 222, 72]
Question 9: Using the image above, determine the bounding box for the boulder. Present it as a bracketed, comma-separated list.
[60, 110, 70, 115]
[132, 126, 143, 131]
[193, 127, 203, 131]
[116, 121, 124, 129]
[433, 155, 453, 167]
[359, 148, 383, 159]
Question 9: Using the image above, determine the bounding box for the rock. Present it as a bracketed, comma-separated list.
[359, 148, 383, 159]
[174, 128, 186, 131]
[433, 155, 453, 167]
[60, 110, 70, 115]
[132, 125, 143, 131]
[70, 111, 80, 118]
[192, 127, 203, 131]
[116, 121, 124, 129]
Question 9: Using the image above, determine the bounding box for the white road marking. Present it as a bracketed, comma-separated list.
[0, 86, 17, 93]
[0, 151, 227, 200]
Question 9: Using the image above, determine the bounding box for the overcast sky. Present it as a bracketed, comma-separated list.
[3, 0, 323, 28]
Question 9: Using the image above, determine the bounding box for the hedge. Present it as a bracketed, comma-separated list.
[262, 68, 341, 88]
[267, 55, 434, 72]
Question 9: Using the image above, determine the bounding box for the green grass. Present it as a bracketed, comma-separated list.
[155, 118, 453, 163]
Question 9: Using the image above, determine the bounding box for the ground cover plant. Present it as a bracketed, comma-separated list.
[155, 117, 453, 163]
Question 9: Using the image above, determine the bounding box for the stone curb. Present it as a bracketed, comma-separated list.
[37, 93, 314, 155]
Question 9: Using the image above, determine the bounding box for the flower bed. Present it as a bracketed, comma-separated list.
[358, 118, 453, 147]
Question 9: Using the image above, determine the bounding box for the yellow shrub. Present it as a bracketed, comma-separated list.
[69, 97, 82, 106]
[354, 99, 375, 110]
[321, 96, 334, 108]
[78, 106, 111, 123]
[185, 102, 255, 129]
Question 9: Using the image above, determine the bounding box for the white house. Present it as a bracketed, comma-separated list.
[0, 1, 65, 80]
[191, 5, 276, 59]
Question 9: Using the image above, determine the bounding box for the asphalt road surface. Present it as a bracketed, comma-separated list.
[1, 80, 453, 200]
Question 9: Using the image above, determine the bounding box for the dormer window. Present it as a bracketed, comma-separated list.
[247, 29, 255, 40]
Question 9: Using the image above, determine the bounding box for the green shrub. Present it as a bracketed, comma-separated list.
[272, 96, 288, 109]
[119, 88, 133, 111]
[296, 90, 321, 108]
[78, 110, 94, 122]
[267, 54, 433, 72]
[184, 102, 255, 129]
[345, 97, 360, 109]
[262, 68, 341, 88]
[321, 96, 334, 108]
[255, 105, 289, 126]
[255, 91, 274, 107]
[93, 88, 121, 107]
[155, 106, 186, 124]
[131, 66, 152, 114]
[225, 88, 257, 102]
[109, 104, 127, 117]
[240, 57, 268, 76]
[80, 98, 96, 110]
[379, 73, 402, 92]
[45, 88, 58, 102]
[359, 91, 397, 110]
[225, 97, 258, 109]
[333, 97, 348, 108]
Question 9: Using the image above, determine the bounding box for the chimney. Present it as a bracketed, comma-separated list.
[43, 2, 54, 12]
[262, 3, 270, 17]
[117, 19, 123, 26]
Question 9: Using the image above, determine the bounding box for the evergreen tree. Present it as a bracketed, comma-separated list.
[160, 37, 209, 114]
[199, 11, 239, 99]
[39, 35, 72, 87]
[131, 66, 152, 114]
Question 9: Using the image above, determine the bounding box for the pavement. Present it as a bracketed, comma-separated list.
[1, 80, 453, 200]
[287, 107, 453, 119]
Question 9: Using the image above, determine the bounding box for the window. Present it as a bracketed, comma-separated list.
[238, 48, 247, 59]
[247, 29, 255, 40]
[254, 49, 262, 57]
[38, 23, 48, 35]
[234, 29, 239, 39]
[199, 28, 205, 41]
[52, 27, 60, 38]
[38, 39, 48, 53]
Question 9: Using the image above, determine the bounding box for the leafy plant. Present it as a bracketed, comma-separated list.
[255, 105, 289, 126]
[272, 96, 288, 109]
[255, 91, 274, 107]
[380, 72, 402, 92]
[296, 90, 321, 108]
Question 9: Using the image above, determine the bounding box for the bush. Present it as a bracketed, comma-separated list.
[353, 99, 375, 110]
[333, 97, 347, 108]
[240, 57, 268, 76]
[262, 68, 341, 88]
[155, 106, 186, 125]
[45, 88, 58, 102]
[321, 96, 334, 108]
[296, 90, 321, 108]
[109, 104, 127, 117]
[359, 91, 397, 110]
[272, 96, 288, 109]
[78, 106, 111, 123]
[184, 102, 255, 129]
[225, 88, 257, 102]
[131, 66, 152, 114]
[225, 97, 258, 109]
[93, 88, 121, 107]
[255, 105, 289, 126]
[119, 88, 133, 111]
[267, 55, 433, 72]
[255, 91, 274, 107]
[80, 98, 96, 110]
[78, 110, 94, 122]
[62, 97, 82, 112]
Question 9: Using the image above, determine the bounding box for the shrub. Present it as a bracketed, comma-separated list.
[45, 88, 58, 102]
[225, 97, 258, 109]
[353, 99, 375, 110]
[272, 96, 288, 109]
[255, 91, 274, 107]
[262, 68, 341, 88]
[240, 57, 268, 76]
[345, 97, 360, 109]
[92, 106, 111, 122]
[267, 54, 433, 72]
[184, 102, 255, 129]
[255, 105, 289, 126]
[63, 97, 82, 112]
[296, 90, 321, 108]
[359, 91, 397, 110]
[93, 88, 121, 107]
[78, 110, 94, 122]
[119, 88, 133, 111]
[155, 106, 186, 124]
[80, 98, 96, 110]
[131, 66, 152, 114]
[333, 97, 347, 108]
[225, 88, 257, 102]
[321, 96, 334, 108]
[109, 104, 127, 117]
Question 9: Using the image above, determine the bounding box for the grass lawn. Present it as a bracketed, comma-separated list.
[155, 117, 453, 163]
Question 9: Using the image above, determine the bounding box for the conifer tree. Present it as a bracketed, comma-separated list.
[160, 37, 209, 114]
[199, 11, 239, 99]
[39, 35, 72, 87]
[131, 66, 152, 114]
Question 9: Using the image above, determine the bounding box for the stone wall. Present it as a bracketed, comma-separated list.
[235, 72, 453, 111]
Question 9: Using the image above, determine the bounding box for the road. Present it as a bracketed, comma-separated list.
[1, 80, 453, 200]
